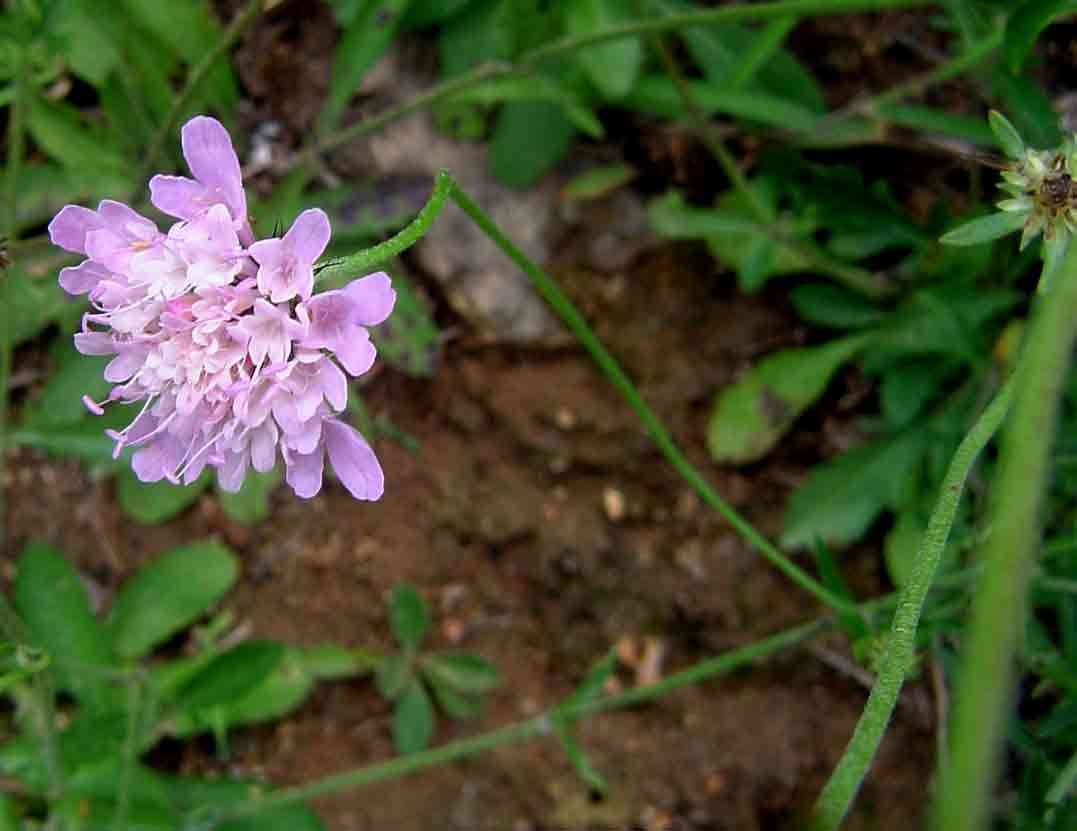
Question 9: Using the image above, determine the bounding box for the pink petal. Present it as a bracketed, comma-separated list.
[104, 351, 145, 383]
[59, 261, 109, 296]
[180, 116, 246, 222]
[285, 445, 324, 499]
[248, 237, 285, 269]
[48, 205, 101, 254]
[149, 175, 206, 221]
[334, 328, 376, 376]
[324, 419, 384, 501]
[74, 331, 116, 355]
[318, 358, 348, 411]
[284, 208, 331, 265]
[217, 450, 249, 493]
[250, 422, 278, 472]
[343, 272, 395, 326]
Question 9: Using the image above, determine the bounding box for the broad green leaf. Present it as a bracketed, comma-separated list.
[117, 470, 211, 525]
[119, 0, 237, 114]
[875, 103, 995, 146]
[402, 0, 474, 28]
[320, 0, 412, 131]
[51, 794, 178, 831]
[789, 283, 884, 330]
[0, 267, 68, 348]
[393, 679, 435, 753]
[20, 350, 110, 429]
[707, 336, 868, 465]
[781, 431, 929, 550]
[375, 653, 412, 699]
[436, 0, 519, 77]
[216, 470, 278, 525]
[562, 163, 636, 201]
[878, 359, 955, 428]
[940, 211, 1025, 246]
[994, 71, 1062, 149]
[447, 76, 604, 138]
[13, 543, 114, 705]
[106, 540, 239, 659]
[623, 75, 820, 133]
[1005, 0, 1077, 72]
[489, 99, 576, 188]
[27, 97, 130, 185]
[989, 109, 1026, 159]
[176, 640, 286, 713]
[389, 583, 430, 648]
[0, 794, 16, 831]
[427, 678, 482, 718]
[56, 2, 123, 85]
[648, 190, 758, 237]
[9, 405, 136, 469]
[421, 652, 498, 694]
[66, 759, 173, 813]
[565, 0, 642, 100]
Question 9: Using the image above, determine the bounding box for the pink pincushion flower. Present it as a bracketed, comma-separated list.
[48, 115, 396, 502]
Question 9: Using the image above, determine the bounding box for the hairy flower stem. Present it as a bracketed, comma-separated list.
[933, 243, 1077, 831]
[810, 374, 1015, 830]
[325, 172, 852, 611]
[134, 0, 262, 194]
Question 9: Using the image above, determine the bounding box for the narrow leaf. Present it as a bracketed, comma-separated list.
[940, 211, 1026, 246]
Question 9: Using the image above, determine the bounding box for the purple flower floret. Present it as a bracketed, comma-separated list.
[47, 115, 396, 501]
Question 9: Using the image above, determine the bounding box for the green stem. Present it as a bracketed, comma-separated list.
[933, 242, 1077, 831]
[211, 618, 827, 820]
[810, 375, 1015, 830]
[446, 179, 855, 612]
[321, 171, 852, 613]
[134, 0, 262, 194]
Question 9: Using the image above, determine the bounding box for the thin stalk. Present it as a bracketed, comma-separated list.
[211, 617, 828, 820]
[134, 0, 262, 193]
[319, 171, 851, 612]
[810, 375, 1015, 830]
[933, 243, 1077, 831]
[445, 179, 853, 613]
[305, 0, 932, 165]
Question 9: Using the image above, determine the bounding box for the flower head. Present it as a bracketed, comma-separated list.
[48, 115, 396, 501]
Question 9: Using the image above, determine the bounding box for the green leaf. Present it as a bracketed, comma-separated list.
[623, 75, 820, 133]
[176, 640, 286, 713]
[0, 794, 17, 831]
[119, 0, 237, 114]
[0, 267, 69, 348]
[781, 431, 929, 550]
[375, 653, 412, 699]
[875, 103, 995, 146]
[165, 776, 327, 830]
[13, 543, 114, 705]
[216, 469, 278, 525]
[20, 349, 111, 430]
[562, 163, 636, 201]
[447, 75, 604, 138]
[56, 1, 123, 85]
[117, 469, 211, 525]
[994, 71, 1062, 149]
[402, 0, 474, 28]
[707, 336, 868, 464]
[421, 652, 499, 694]
[878, 359, 954, 428]
[489, 99, 576, 188]
[9, 407, 135, 469]
[553, 719, 607, 794]
[389, 583, 430, 648]
[989, 109, 1026, 159]
[393, 679, 435, 754]
[940, 211, 1026, 246]
[436, 0, 519, 76]
[1005, 0, 1077, 72]
[106, 540, 239, 659]
[648, 190, 758, 237]
[27, 97, 130, 186]
[565, 0, 642, 99]
[789, 283, 884, 330]
[559, 650, 617, 713]
[426, 678, 482, 719]
[883, 510, 926, 589]
[320, 0, 412, 131]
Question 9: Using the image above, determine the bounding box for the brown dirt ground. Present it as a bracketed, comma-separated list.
[0, 3, 961, 828]
[5, 246, 934, 830]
